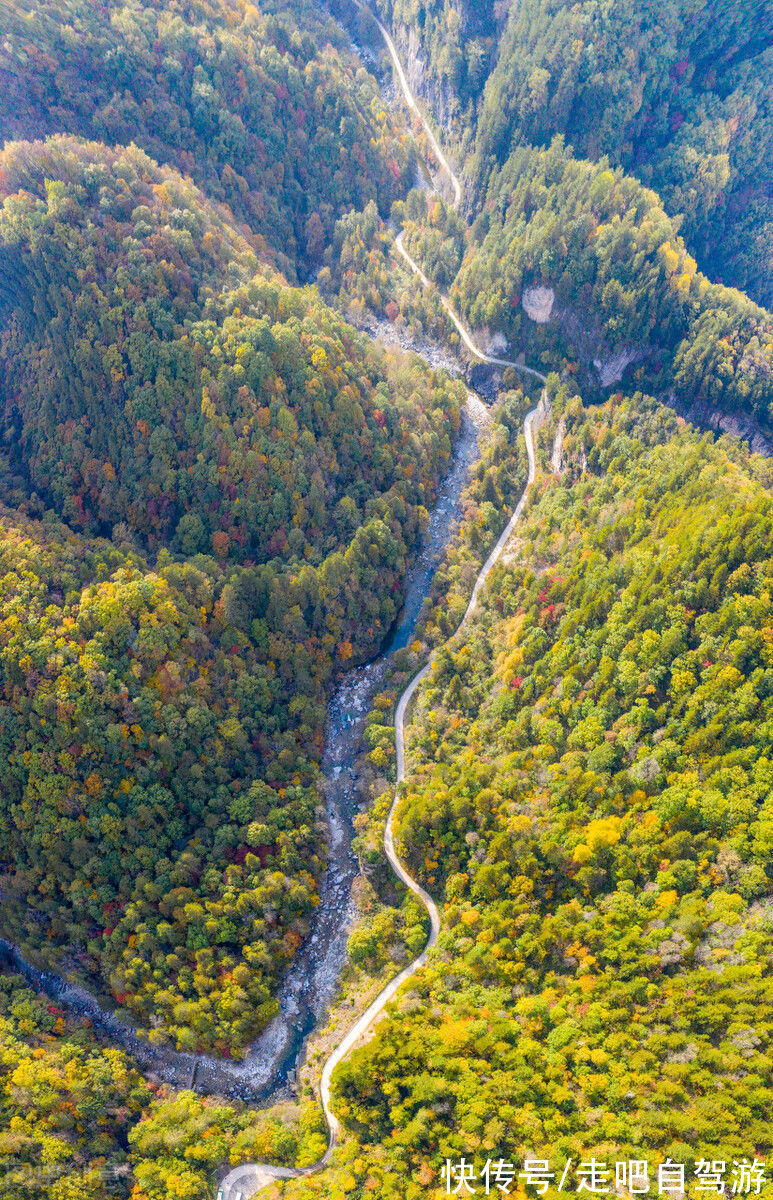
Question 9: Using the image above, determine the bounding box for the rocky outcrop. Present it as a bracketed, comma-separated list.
[593, 349, 641, 387]
[671, 393, 773, 457]
[399, 25, 458, 137]
[551, 418, 566, 474]
[523, 285, 555, 324]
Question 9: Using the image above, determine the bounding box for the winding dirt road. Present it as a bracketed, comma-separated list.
[0, 7, 548, 1197]
[218, 12, 546, 1196]
[395, 231, 545, 381]
[217, 406, 540, 1199]
[354, 0, 462, 210]
[366, 0, 544, 383]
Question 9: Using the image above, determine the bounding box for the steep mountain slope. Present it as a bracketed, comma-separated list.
[0, 0, 414, 276]
[317, 392, 773, 1198]
[371, 0, 497, 121]
[447, 141, 773, 424]
[0, 1, 772, 1197]
[475, 0, 773, 308]
[0, 136, 465, 1053]
[333, 3, 772, 432]
[376, 0, 771, 307]
[0, 138, 455, 560]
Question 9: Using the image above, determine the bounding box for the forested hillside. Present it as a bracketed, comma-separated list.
[373, 0, 771, 309]
[0, 971, 313, 1199]
[373, 0, 496, 116]
[7, 388, 773, 1196]
[0, 0, 414, 276]
[475, 0, 773, 308]
[1, 0, 773, 1196]
[363, 0, 772, 433]
[306, 393, 773, 1198]
[0, 134, 465, 1050]
[447, 142, 773, 422]
[0, 138, 457, 559]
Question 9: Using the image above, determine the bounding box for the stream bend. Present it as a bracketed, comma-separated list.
[0, 5, 548, 1196]
[219, 6, 549, 1198]
[218, 404, 541, 1198]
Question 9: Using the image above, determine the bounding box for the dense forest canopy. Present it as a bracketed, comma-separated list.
[446, 141, 773, 421]
[0, 138, 458, 561]
[0, 0, 415, 277]
[1, 0, 773, 1196]
[376, 0, 772, 309]
[326, 2, 773, 433]
[6, 387, 773, 1194]
[475, 0, 773, 308]
[313, 394, 773, 1198]
[0, 972, 312, 1199]
[0, 132, 465, 1052]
